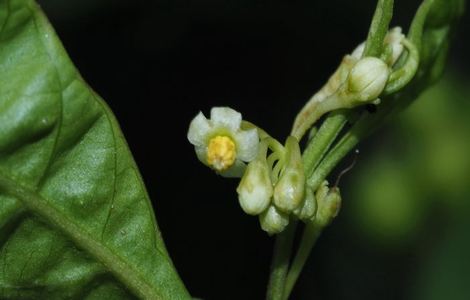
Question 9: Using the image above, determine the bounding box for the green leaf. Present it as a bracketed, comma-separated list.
[0, 0, 190, 299]
[363, 0, 394, 58]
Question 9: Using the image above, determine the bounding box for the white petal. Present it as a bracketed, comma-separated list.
[351, 42, 365, 59]
[234, 128, 259, 162]
[219, 159, 246, 178]
[187, 112, 212, 146]
[385, 27, 405, 66]
[210, 107, 242, 131]
[195, 146, 208, 166]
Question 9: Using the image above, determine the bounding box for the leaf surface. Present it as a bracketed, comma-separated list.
[0, 0, 190, 299]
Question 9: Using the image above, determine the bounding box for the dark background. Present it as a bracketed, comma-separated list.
[37, 1, 470, 299]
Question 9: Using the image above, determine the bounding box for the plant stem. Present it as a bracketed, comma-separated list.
[268, 110, 348, 299]
[363, 0, 394, 57]
[266, 221, 297, 300]
[307, 111, 373, 189]
[307, 130, 361, 189]
[302, 111, 349, 178]
[283, 222, 323, 300]
[279, 3, 395, 288]
[265, 109, 349, 300]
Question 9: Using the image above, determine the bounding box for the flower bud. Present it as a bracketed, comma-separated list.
[237, 142, 272, 215]
[315, 180, 329, 201]
[273, 136, 305, 213]
[293, 186, 317, 221]
[259, 205, 289, 235]
[383, 27, 405, 66]
[315, 186, 342, 227]
[347, 57, 390, 102]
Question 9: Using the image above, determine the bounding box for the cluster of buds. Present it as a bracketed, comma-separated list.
[239, 135, 306, 234]
[188, 107, 343, 234]
[187, 27, 418, 235]
[292, 27, 417, 140]
[186, 106, 298, 234]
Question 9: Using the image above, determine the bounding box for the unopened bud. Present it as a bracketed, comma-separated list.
[259, 205, 289, 235]
[315, 186, 342, 227]
[273, 136, 305, 212]
[348, 57, 389, 102]
[237, 142, 273, 215]
[293, 186, 317, 221]
[383, 27, 405, 66]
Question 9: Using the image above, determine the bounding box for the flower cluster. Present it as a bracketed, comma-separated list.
[187, 27, 418, 235]
[188, 107, 343, 234]
[238, 135, 306, 234]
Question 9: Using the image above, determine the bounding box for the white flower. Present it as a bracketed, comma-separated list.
[187, 107, 259, 177]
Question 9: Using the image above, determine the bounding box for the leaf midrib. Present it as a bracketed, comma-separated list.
[0, 1, 165, 298]
[0, 170, 162, 300]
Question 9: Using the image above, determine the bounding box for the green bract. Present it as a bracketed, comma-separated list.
[0, 0, 189, 299]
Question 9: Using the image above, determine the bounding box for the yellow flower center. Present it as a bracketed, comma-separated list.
[207, 136, 236, 171]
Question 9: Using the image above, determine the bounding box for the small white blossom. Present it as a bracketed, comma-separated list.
[187, 107, 259, 177]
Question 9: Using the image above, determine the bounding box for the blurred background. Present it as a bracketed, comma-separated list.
[37, 0, 470, 299]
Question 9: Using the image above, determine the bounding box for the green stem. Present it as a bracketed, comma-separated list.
[363, 0, 394, 58]
[308, 109, 399, 203]
[266, 221, 297, 300]
[283, 222, 323, 300]
[302, 111, 349, 178]
[269, 111, 348, 299]
[280, 1, 394, 290]
[307, 110, 379, 189]
[307, 129, 361, 189]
